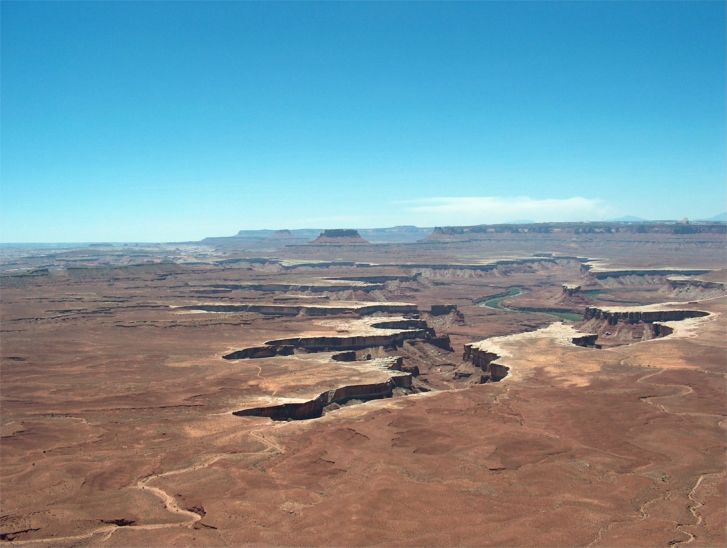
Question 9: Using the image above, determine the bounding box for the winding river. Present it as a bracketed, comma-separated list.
[478, 287, 583, 322]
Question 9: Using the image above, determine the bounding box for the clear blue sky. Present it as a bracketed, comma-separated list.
[1, 1, 725, 242]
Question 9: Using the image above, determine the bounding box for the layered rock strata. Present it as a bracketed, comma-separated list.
[204, 281, 384, 293]
[584, 306, 709, 324]
[461, 345, 510, 383]
[233, 357, 411, 421]
[223, 317, 451, 359]
[580, 264, 711, 279]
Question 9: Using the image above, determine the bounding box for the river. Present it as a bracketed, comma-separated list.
[478, 287, 583, 322]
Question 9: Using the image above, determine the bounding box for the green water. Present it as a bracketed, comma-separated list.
[582, 289, 608, 296]
[539, 310, 584, 322]
[479, 287, 582, 322]
[481, 287, 523, 310]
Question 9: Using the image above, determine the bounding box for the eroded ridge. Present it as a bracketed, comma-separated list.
[222, 316, 451, 360]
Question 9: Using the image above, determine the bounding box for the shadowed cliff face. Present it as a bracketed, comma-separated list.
[461, 346, 510, 383]
[584, 268, 712, 280]
[579, 306, 709, 348]
[222, 318, 451, 360]
[233, 357, 414, 421]
[583, 307, 709, 324]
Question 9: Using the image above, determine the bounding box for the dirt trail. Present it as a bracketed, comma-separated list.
[672, 471, 726, 546]
[6, 426, 285, 545]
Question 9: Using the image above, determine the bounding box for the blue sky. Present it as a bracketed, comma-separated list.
[1, 1, 725, 242]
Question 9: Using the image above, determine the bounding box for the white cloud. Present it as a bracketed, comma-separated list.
[403, 196, 612, 225]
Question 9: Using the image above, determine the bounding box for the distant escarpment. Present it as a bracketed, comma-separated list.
[310, 229, 370, 245]
[176, 302, 418, 317]
[583, 306, 709, 324]
[268, 229, 302, 241]
[581, 266, 712, 280]
[202, 281, 384, 293]
[428, 222, 726, 240]
[665, 277, 726, 299]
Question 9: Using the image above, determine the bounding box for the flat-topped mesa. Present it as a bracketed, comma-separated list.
[310, 229, 370, 245]
[580, 305, 712, 348]
[223, 317, 451, 360]
[233, 356, 413, 421]
[584, 306, 709, 324]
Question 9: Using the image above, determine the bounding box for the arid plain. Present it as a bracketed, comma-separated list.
[1, 225, 726, 546]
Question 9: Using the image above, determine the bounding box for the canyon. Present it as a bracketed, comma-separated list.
[0, 225, 725, 546]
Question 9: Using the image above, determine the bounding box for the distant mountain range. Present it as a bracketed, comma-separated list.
[202, 225, 434, 245]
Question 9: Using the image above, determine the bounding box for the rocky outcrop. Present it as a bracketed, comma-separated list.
[666, 278, 724, 291]
[310, 229, 370, 245]
[665, 278, 726, 299]
[233, 357, 412, 421]
[584, 306, 709, 324]
[562, 283, 581, 296]
[428, 335, 454, 351]
[461, 345, 509, 382]
[578, 306, 709, 348]
[223, 318, 450, 360]
[331, 351, 357, 362]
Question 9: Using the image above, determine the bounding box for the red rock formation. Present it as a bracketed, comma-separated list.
[461, 345, 510, 382]
[233, 357, 413, 421]
[583, 306, 708, 324]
